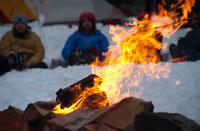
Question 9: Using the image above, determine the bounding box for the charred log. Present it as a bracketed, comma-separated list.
[55, 74, 110, 109]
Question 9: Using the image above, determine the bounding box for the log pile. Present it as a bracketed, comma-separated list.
[0, 97, 154, 131]
[0, 74, 199, 131]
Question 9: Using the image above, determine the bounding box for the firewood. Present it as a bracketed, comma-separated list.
[95, 97, 154, 131]
[23, 103, 57, 130]
[55, 74, 110, 109]
[3, 105, 24, 118]
[0, 112, 30, 131]
[34, 101, 58, 110]
[82, 122, 119, 131]
[43, 107, 110, 131]
[135, 112, 200, 131]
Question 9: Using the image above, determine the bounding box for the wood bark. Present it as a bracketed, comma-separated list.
[56, 74, 110, 109]
[135, 112, 200, 131]
[95, 97, 154, 131]
[3, 105, 24, 118]
[0, 112, 30, 131]
[43, 107, 110, 131]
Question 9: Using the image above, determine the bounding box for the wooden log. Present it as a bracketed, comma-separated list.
[3, 105, 24, 118]
[82, 122, 119, 131]
[43, 97, 154, 131]
[135, 112, 200, 131]
[95, 97, 154, 131]
[43, 107, 110, 131]
[55, 74, 110, 109]
[0, 112, 30, 131]
[34, 101, 58, 110]
[23, 103, 57, 130]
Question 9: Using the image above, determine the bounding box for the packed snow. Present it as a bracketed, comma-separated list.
[0, 22, 199, 124]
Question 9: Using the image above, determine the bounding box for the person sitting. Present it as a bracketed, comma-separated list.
[0, 14, 48, 76]
[123, 12, 164, 63]
[61, 12, 109, 66]
[169, 28, 200, 62]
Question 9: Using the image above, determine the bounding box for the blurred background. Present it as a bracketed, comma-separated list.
[0, 0, 199, 27]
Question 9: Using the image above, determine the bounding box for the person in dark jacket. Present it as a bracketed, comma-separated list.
[0, 14, 48, 76]
[128, 12, 164, 63]
[61, 12, 109, 65]
[169, 28, 200, 62]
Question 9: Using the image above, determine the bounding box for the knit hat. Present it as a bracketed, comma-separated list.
[78, 12, 96, 34]
[13, 14, 28, 25]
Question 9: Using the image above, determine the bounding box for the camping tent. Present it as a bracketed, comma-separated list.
[25, 0, 125, 25]
[0, 0, 37, 24]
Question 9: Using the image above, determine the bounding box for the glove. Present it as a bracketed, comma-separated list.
[68, 48, 102, 65]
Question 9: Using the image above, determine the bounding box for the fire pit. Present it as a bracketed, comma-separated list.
[1, 0, 200, 130]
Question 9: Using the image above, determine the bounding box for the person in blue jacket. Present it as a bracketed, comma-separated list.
[62, 12, 109, 65]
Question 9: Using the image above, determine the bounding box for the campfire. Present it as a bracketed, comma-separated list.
[53, 74, 110, 115]
[52, 0, 195, 114]
[1, 0, 200, 130]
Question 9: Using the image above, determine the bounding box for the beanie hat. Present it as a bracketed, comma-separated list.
[78, 12, 96, 34]
[13, 14, 28, 25]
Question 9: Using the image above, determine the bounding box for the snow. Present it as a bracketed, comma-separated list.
[0, 22, 200, 124]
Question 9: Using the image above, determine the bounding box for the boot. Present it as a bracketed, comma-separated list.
[16, 51, 27, 71]
[7, 51, 17, 69]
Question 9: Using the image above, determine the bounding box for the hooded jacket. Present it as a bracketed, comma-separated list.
[62, 12, 109, 62]
[0, 30, 45, 66]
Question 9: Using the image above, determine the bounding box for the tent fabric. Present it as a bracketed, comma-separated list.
[0, 0, 37, 24]
[25, 0, 125, 25]
[0, 10, 9, 24]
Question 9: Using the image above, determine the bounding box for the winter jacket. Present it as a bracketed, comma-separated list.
[62, 12, 109, 63]
[175, 28, 200, 61]
[62, 30, 109, 62]
[0, 30, 45, 66]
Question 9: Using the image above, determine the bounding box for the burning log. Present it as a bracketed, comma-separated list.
[55, 74, 110, 110]
[44, 97, 154, 131]
[43, 107, 110, 131]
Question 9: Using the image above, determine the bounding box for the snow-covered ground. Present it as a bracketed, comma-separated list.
[0, 22, 199, 124]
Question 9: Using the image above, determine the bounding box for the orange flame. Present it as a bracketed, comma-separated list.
[52, 0, 195, 114]
[52, 79, 110, 114]
[91, 0, 195, 104]
[52, 98, 83, 115]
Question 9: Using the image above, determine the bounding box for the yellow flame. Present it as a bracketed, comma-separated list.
[52, 81, 110, 114]
[91, 0, 195, 104]
[52, 98, 83, 115]
[52, 0, 195, 114]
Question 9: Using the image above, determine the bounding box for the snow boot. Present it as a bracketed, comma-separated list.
[16, 51, 27, 71]
[7, 51, 18, 69]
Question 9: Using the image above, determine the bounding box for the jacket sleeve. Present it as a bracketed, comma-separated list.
[97, 31, 109, 53]
[28, 33, 45, 66]
[62, 34, 76, 62]
[0, 32, 12, 57]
